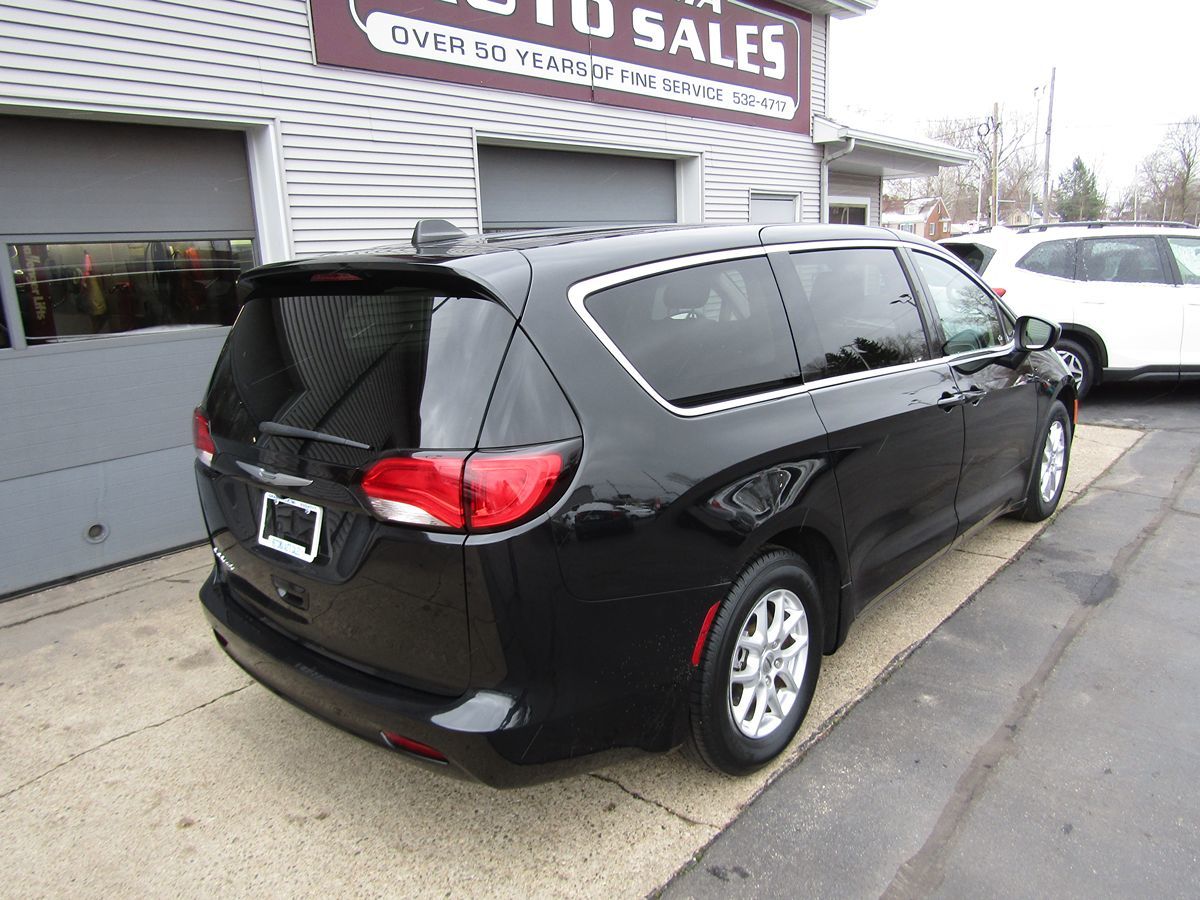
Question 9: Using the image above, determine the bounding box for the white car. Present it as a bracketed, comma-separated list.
[941, 223, 1200, 396]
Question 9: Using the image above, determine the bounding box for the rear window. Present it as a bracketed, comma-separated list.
[583, 256, 799, 407]
[944, 242, 996, 275]
[1017, 239, 1076, 279]
[205, 289, 514, 464]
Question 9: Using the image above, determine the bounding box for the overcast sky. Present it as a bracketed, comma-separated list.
[826, 0, 1199, 199]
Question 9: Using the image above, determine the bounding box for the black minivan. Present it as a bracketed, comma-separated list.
[193, 222, 1074, 786]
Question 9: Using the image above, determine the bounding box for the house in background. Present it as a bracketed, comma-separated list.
[882, 197, 953, 239]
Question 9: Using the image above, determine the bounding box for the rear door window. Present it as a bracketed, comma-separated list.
[787, 248, 930, 380]
[583, 255, 799, 407]
[1080, 237, 1169, 284]
[1016, 239, 1076, 279]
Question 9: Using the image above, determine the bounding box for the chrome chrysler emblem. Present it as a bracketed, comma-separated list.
[236, 461, 313, 488]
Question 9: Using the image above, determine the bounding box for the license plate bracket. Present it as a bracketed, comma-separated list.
[257, 491, 323, 563]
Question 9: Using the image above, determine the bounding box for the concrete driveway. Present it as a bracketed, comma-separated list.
[0, 423, 1138, 898]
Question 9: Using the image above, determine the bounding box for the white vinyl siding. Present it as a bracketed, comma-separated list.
[0, 0, 827, 250]
[811, 15, 828, 119]
[829, 173, 883, 226]
[0, 0, 831, 595]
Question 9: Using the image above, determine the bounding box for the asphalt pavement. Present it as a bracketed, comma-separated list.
[663, 382, 1200, 899]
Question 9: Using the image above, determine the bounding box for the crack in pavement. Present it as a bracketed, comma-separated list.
[879, 441, 1200, 900]
[0, 564, 212, 631]
[588, 773, 721, 830]
[0, 682, 253, 803]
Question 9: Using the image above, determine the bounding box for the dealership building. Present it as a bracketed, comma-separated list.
[0, 0, 969, 595]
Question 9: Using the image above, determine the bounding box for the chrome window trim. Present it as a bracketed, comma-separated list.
[568, 239, 1009, 418]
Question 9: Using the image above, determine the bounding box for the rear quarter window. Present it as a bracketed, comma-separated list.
[1016, 239, 1077, 279]
[582, 255, 800, 407]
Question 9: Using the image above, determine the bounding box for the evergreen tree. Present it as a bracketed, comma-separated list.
[1053, 157, 1106, 221]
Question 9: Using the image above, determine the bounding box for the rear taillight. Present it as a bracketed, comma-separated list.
[193, 408, 215, 467]
[465, 454, 562, 530]
[359, 447, 570, 532]
[360, 455, 467, 529]
[994, 287, 1007, 297]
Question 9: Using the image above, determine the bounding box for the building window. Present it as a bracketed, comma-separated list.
[9, 239, 255, 344]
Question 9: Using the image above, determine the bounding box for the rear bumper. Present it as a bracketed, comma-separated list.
[200, 569, 635, 787]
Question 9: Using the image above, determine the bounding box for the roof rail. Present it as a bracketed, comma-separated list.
[1016, 220, 1198, 234]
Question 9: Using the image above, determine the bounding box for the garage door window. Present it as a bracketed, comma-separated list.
[584, 256, 799, 407]
[10, 239, 255, 343]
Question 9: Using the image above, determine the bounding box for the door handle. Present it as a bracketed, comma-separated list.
[937, 391, 966, 411]
[960, 387, 987, 405]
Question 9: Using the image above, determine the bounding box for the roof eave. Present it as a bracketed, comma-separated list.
[814, 115, 975, 178]
[775, 0, 877, 18]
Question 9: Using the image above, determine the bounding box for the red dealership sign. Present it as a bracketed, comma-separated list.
[310, 0, 812, 133]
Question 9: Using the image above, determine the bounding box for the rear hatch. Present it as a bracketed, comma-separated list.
[195, 263, 518, 695]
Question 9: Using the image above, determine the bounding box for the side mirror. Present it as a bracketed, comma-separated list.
[1014, 315, 1061, 352]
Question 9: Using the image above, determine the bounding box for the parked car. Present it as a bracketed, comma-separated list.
[941, 222, 1200, 397]
[193, 221, 1074, 786]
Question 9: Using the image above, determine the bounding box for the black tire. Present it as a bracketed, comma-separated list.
[687, 549, 823, 776]
[1020, 401, 1072, 522]
[1055, 337, 1095, 400]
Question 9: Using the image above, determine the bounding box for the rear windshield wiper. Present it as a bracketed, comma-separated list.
[259, 421, 372, 450]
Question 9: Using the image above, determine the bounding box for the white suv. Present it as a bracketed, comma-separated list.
[941, 223, 1200, 396]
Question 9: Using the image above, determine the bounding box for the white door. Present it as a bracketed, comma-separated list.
[1075, 236, 1181, 371]
[1165, 235, 1200, 367]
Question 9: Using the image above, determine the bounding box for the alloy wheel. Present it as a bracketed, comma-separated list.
[1057, 349, 1085, 387]
[728, 588, 809, 740]
[1040, 420, 1067, 503]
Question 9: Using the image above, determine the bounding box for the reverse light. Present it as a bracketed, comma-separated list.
[193, 408, 215, 467]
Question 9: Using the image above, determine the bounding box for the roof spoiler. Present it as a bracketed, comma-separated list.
[412, 218, 468, 248]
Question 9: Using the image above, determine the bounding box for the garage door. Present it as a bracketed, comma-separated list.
[0, 115, 258, 596]
[478, 145, 676, 231]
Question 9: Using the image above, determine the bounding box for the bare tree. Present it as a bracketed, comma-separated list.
[885, 109, 1033, 224]
[1131, 117, 1200, 223]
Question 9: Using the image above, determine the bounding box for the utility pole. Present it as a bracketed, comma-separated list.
[991, 101, 1000, 225]
[1042, 67, 1056, 223]
[1032, 85, 1042, 222]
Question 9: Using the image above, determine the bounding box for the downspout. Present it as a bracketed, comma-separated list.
[821, 137, 856, 224]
